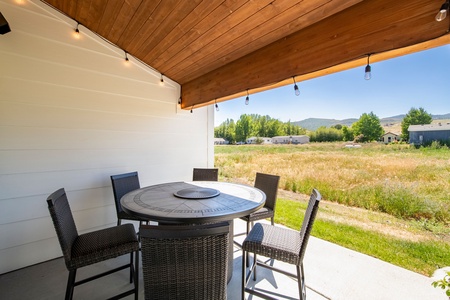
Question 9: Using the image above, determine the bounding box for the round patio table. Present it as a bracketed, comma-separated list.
[120, 181, 266, 282]
[121, 181, 265, 224]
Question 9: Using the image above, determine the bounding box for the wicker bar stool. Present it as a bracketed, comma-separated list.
[239, 172, 280, 233]
[235, 172, 280, 266]
[242, 189, 321, 300]
[111, 171, 149, 225]
[140, 222, 229, 300]
[46, 188, 139, 300]
[192, 167, 219, 181]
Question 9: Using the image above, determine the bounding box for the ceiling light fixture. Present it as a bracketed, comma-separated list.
[364, 54, 372, 80]
[215, 99, 219, 111]
[245, 89, 250, 105]
[293, 76, 300, 96]
[436, 1, 449, 21]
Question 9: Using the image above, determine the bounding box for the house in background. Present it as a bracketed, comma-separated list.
[381, 132, 401, 144]
[291, 135, 310, 144]
[214, 138, 229, 145]
[272, 135, 310, 144]
[408, 123, 450, 145]
[246, 137, 272, 144]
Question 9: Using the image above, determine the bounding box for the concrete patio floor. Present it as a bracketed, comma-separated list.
[0, 219, 445, 300]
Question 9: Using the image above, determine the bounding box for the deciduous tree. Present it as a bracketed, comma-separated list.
[401, 107, 432, 141]
[351, 112, 384, 142]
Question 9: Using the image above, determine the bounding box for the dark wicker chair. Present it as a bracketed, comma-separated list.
[235, 172, 280, 264]
[46, 188, 139, 300]
[140, 222, 229, 300]
[111, 171, 148, 225]
[242, 189, 321, 300]
[192, 167, 219, 181]
[240, 172, 280, 232]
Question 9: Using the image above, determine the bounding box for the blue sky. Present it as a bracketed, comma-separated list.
[214, 45, 450, 126]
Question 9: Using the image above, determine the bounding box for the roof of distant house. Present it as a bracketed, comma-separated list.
[382, 132, 400, 136]
[408, 123, 450, 132]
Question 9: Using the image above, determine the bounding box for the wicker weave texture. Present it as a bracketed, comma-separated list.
[47, 188, 78, 267]
[192, 168, 219, 181]
[243, 188, 321, 265]
[47, 188, 139, 300]
[69, 224, 138, 270]
[243, 223, 302, 265]
[242, 172, 280, 222]
[47, 188, 139, 270]
[140, 224, 229, 300]
[111, 172, 146, 223]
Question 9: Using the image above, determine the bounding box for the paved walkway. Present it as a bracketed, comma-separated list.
[0, 219, 446, 299]
[231, 219, 446, 300]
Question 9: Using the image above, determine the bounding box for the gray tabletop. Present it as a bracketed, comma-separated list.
[120, 181, 266, 224]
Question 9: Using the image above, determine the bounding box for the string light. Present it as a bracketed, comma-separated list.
[435, 1, 449, 21]
[364, 54, 372, 80]
[123, 51, 131, 66]
[42, 0, 450, 113]
[215, 99, 219, 111]
[73, 22, 80, 39]
[40, 5, 167, 85]
[293, 77, 300, 96]
[190, 105, 194, 113]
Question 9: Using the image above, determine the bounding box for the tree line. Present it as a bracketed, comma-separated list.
[214, 108, 433, 144]
[214, 114, 306, 144]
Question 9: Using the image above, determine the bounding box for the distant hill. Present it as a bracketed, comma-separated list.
[292, 118, 357, 130]
[293, 113, 450, 131]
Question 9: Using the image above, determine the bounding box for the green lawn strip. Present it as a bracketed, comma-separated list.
[275, 198, 450, 276]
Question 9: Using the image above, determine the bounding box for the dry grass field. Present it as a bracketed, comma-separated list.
[215, 142, 449, 234]
[215, 142, 450, 275]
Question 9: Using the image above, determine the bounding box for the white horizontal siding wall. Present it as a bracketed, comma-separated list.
[0, 0, 214, 274]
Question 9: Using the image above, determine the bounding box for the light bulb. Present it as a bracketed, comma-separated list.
[215, 103, 219, 111]
[124, 52, 130, 66]
[436, 2, 448, 21]
[364, 64, 371, 80]
[294, 84, 300, 96]
[73, 23, 80, 39]
[245, 96, 249, 105]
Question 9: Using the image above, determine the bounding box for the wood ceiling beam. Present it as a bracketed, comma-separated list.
[180, 0, 449, 109]
[206, 34, 450, 109]
[173, 0, 361, 84]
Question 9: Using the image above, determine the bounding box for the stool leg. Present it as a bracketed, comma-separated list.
[134, 249, 139, 300]
[65, 269, 76, 300]
[242, 248, 247, 300]
[298, 263, 306, 300]
[245, 221, 251, 267]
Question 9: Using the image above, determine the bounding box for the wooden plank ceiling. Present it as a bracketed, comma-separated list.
[42, 0, 450, 109]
